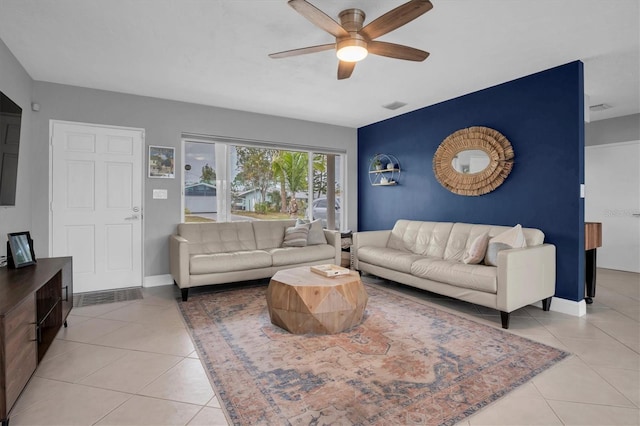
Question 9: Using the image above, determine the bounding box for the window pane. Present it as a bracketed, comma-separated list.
[184, 141, 216, 222]
[310, 153, 341, 230]
[182, 141, 344, 228]
[231, 147, 309, 221]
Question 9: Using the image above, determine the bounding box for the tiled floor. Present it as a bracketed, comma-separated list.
[9, 268, 639, 425]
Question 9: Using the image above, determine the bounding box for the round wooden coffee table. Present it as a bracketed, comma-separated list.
[266, 266, 368, 335]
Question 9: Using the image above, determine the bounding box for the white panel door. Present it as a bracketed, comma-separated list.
[51, 122, 144, 292]
[585, 141, 640, 273]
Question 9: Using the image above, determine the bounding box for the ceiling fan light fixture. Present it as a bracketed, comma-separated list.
[336, 38, 368, 62]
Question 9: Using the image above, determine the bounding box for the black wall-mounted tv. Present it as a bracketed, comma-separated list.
[0, 91, 22, 206]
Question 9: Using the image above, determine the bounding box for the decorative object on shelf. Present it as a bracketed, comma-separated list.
[433, 126, 514, 196]
[372, 156, 382, 170]
[369, 154, 401, 186]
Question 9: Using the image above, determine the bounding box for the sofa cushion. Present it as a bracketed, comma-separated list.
[189, 250, 272, 274]
[283, 224, 309, 247]
[252, 220, 296, 249]
[463, 232, 489, 264]
[387, 220, 453, 258]
[270, 244, 336, 266]
[411, 259, 498, 293]
[444, 223, 494, 262]
[484, 224, 527, 266]
[357, 246, 425, 274]
[488, 224, 544, 246]
[296, 219, 327, 245]
[178, 222, 257, 255]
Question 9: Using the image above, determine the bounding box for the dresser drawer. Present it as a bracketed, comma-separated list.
[4, 296, 37, 410]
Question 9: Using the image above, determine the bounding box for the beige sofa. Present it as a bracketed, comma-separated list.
[170, 220, 341, 301]
[352, 220, 556, 328]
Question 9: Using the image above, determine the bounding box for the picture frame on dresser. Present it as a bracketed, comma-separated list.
[7, 231, 36, 268]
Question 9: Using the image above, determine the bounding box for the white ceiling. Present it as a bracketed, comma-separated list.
[0, 0, 638, 128]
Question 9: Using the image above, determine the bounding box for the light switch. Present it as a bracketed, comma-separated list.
[580, 184, 585, 198]
[153, 189, 168, 199]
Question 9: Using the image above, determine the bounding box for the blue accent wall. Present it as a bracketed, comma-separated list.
[358, 62, 585, 302]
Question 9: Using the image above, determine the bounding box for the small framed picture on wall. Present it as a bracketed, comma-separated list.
[148, 145, 175, 178]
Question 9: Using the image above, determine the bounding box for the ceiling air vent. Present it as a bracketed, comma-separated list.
[589, 103, 612, 111]
[383, 101, 407, 111]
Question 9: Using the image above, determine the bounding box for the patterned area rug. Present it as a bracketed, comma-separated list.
[73, 288, 143, 307]
[178, 283, 569, 425]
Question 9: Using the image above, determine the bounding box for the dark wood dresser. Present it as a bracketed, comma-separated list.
[0, 257, 73, 426]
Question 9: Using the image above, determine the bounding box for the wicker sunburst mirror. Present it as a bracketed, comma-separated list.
[433, 126, 514, 196]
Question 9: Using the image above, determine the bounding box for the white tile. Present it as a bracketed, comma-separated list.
[594, 366, 640, 407]
[468, 394, 562, 425]
[39, 338, 85, 362]
[95, 395, 201, 425]
[57, 317, 129, 343]
[538, 317, 612, 340]
[533, 355, 635, 407]
[207, 395, 222, 409]
[139, 358, 214, 405]
[187, 407, 229, 426]
[559, 336, 640, 370]
[71, 300, 138, 318]
[11, 377, 130, 425]
[34, 343, 129, 383]
[548, 400, 640, 425]
[79, 351, 182, 393]
[97, 322, 195, 356]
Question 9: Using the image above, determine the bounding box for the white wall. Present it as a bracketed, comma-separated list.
[585, 113, 640, 146]
[29, 82, 358, 277]
[0, 39, 34, 256]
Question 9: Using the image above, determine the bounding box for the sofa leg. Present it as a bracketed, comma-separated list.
[542, 296, 552, 311]
[500, 311, 510, 329]
[181, 288, 189, 302]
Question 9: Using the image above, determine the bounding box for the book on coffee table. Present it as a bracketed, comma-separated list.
[310, 264, 350, 277]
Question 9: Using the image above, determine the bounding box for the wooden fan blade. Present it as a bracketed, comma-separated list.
[337, 61, 356, 80]
[360, 0, 433, 40]
[288, 0, 349, 38]
[368, 41, 429, 61]
[269, 43, 335, 59]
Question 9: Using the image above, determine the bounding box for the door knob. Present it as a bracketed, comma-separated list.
[124, 215, 139, 221]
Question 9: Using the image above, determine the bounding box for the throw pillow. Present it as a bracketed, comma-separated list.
[484, 224, 527, 266]
[463, 232, 489, 264]
[297, 218, 327, 245]
[282, 224, 310, 247]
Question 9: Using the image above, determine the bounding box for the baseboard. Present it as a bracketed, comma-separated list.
[532, 297, 586, 317]
[143, 274, 173, 288]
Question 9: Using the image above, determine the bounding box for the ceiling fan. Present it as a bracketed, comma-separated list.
[269, 0, 433, 80]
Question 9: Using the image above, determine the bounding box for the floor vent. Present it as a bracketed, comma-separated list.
[73, 288, 143, 307]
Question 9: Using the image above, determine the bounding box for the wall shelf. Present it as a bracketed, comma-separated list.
[369, 154, 401, 186]
[369, 168, 400, 174]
